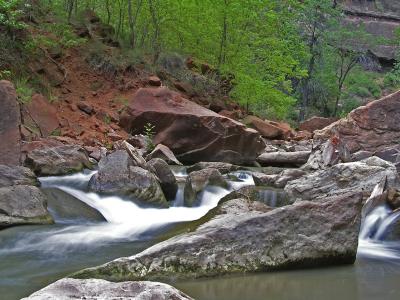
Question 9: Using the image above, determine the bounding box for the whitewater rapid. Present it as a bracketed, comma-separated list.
[0, 170, 254, 254]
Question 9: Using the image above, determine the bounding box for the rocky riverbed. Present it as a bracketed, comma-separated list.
[1, 80, 400, 299]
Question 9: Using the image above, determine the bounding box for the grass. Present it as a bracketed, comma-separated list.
[15, 78, 34, 104]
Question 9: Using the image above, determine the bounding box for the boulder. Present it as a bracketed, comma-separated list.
[187, 162, 240, 175]
[23, 94, 59, 137]
[0, 80, 21, 166]
[0, 165, 39, 187]
[257, 151, 311, 167]
[89, 151, 167, 207]
[184, 168, 228, 206]
[146, 144, 182, 166]
[285, 157, 400, 203]
[299, 117, 338, 133]
[147, 158, 178, 200]
[25, 145, 92, 176]
[127, 134, 150, 156]
[0, 185, 54, 227]
[21, 278, 193, 300]
[73, 192, 363, 281]
[252, 169, 307, 189]
[119, 88, 265, 164]
[113, 140, 147, 169]
[314, 91, 400, 153]
[242, 115, 293, 140]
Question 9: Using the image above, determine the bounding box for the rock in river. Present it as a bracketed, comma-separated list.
[285, 157, 400, 203]
[25, 145, 92, 176]
[0, 185, 53, 227]
[184, 168, 228, 206]
[147, 158, 178, 201]
[73, 192, 363, 281]
[89, 150, 167, 207]
[22, 278, 193, 300]
[119, 87, 265, 164]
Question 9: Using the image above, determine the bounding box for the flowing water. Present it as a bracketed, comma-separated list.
[0, 169, 399, 299]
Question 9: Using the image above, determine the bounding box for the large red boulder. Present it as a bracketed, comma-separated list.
[242, 115, 293, 140]
[120, 88, 265, 164]
[0, 81, 21, 165]
[314, 90, 400, 153]
[299, 116, 338, 133]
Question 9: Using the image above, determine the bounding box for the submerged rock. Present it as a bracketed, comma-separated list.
[285, 157, 400, 203]
[147, 158, 178, 201]
[89, 151, 167, 207]
[21, 278, 193, 300]
[184, 168, 228, 206]
[0, 185, 53, 227]
[25, 145, 92, 176]
[73, 192, 363, 281]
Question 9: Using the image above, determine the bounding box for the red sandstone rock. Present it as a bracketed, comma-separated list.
[299, 116, 338, 133]
[120, 87, 265, 164]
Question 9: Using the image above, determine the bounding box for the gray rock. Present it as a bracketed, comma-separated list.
[187, 162, 240, 175]
[257, 151, 311, 167]
[0, 165, 39, 187]
[0, 185, 54, 227]
[114, 140, 148, 169]
[147, 158, 178, 200]
[146, 144, 182, 166]
[21, 278, 193, 300]
[252, 169, 307, 189]
[25, 145, 92, 176]
[285, 157, 400, 203]
[89, 151, 167, 207]
[184, 168, 228, 206]
[73, 192, 363, 281]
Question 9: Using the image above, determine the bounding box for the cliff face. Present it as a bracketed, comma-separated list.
[339, 0, 400, 63]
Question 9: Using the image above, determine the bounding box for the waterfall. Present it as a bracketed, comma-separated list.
[358, 204, 400, 260]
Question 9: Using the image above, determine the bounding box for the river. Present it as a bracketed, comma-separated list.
[0, 169, 399, 299]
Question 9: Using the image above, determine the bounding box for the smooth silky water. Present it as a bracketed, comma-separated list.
[0, 170, 400, 299]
